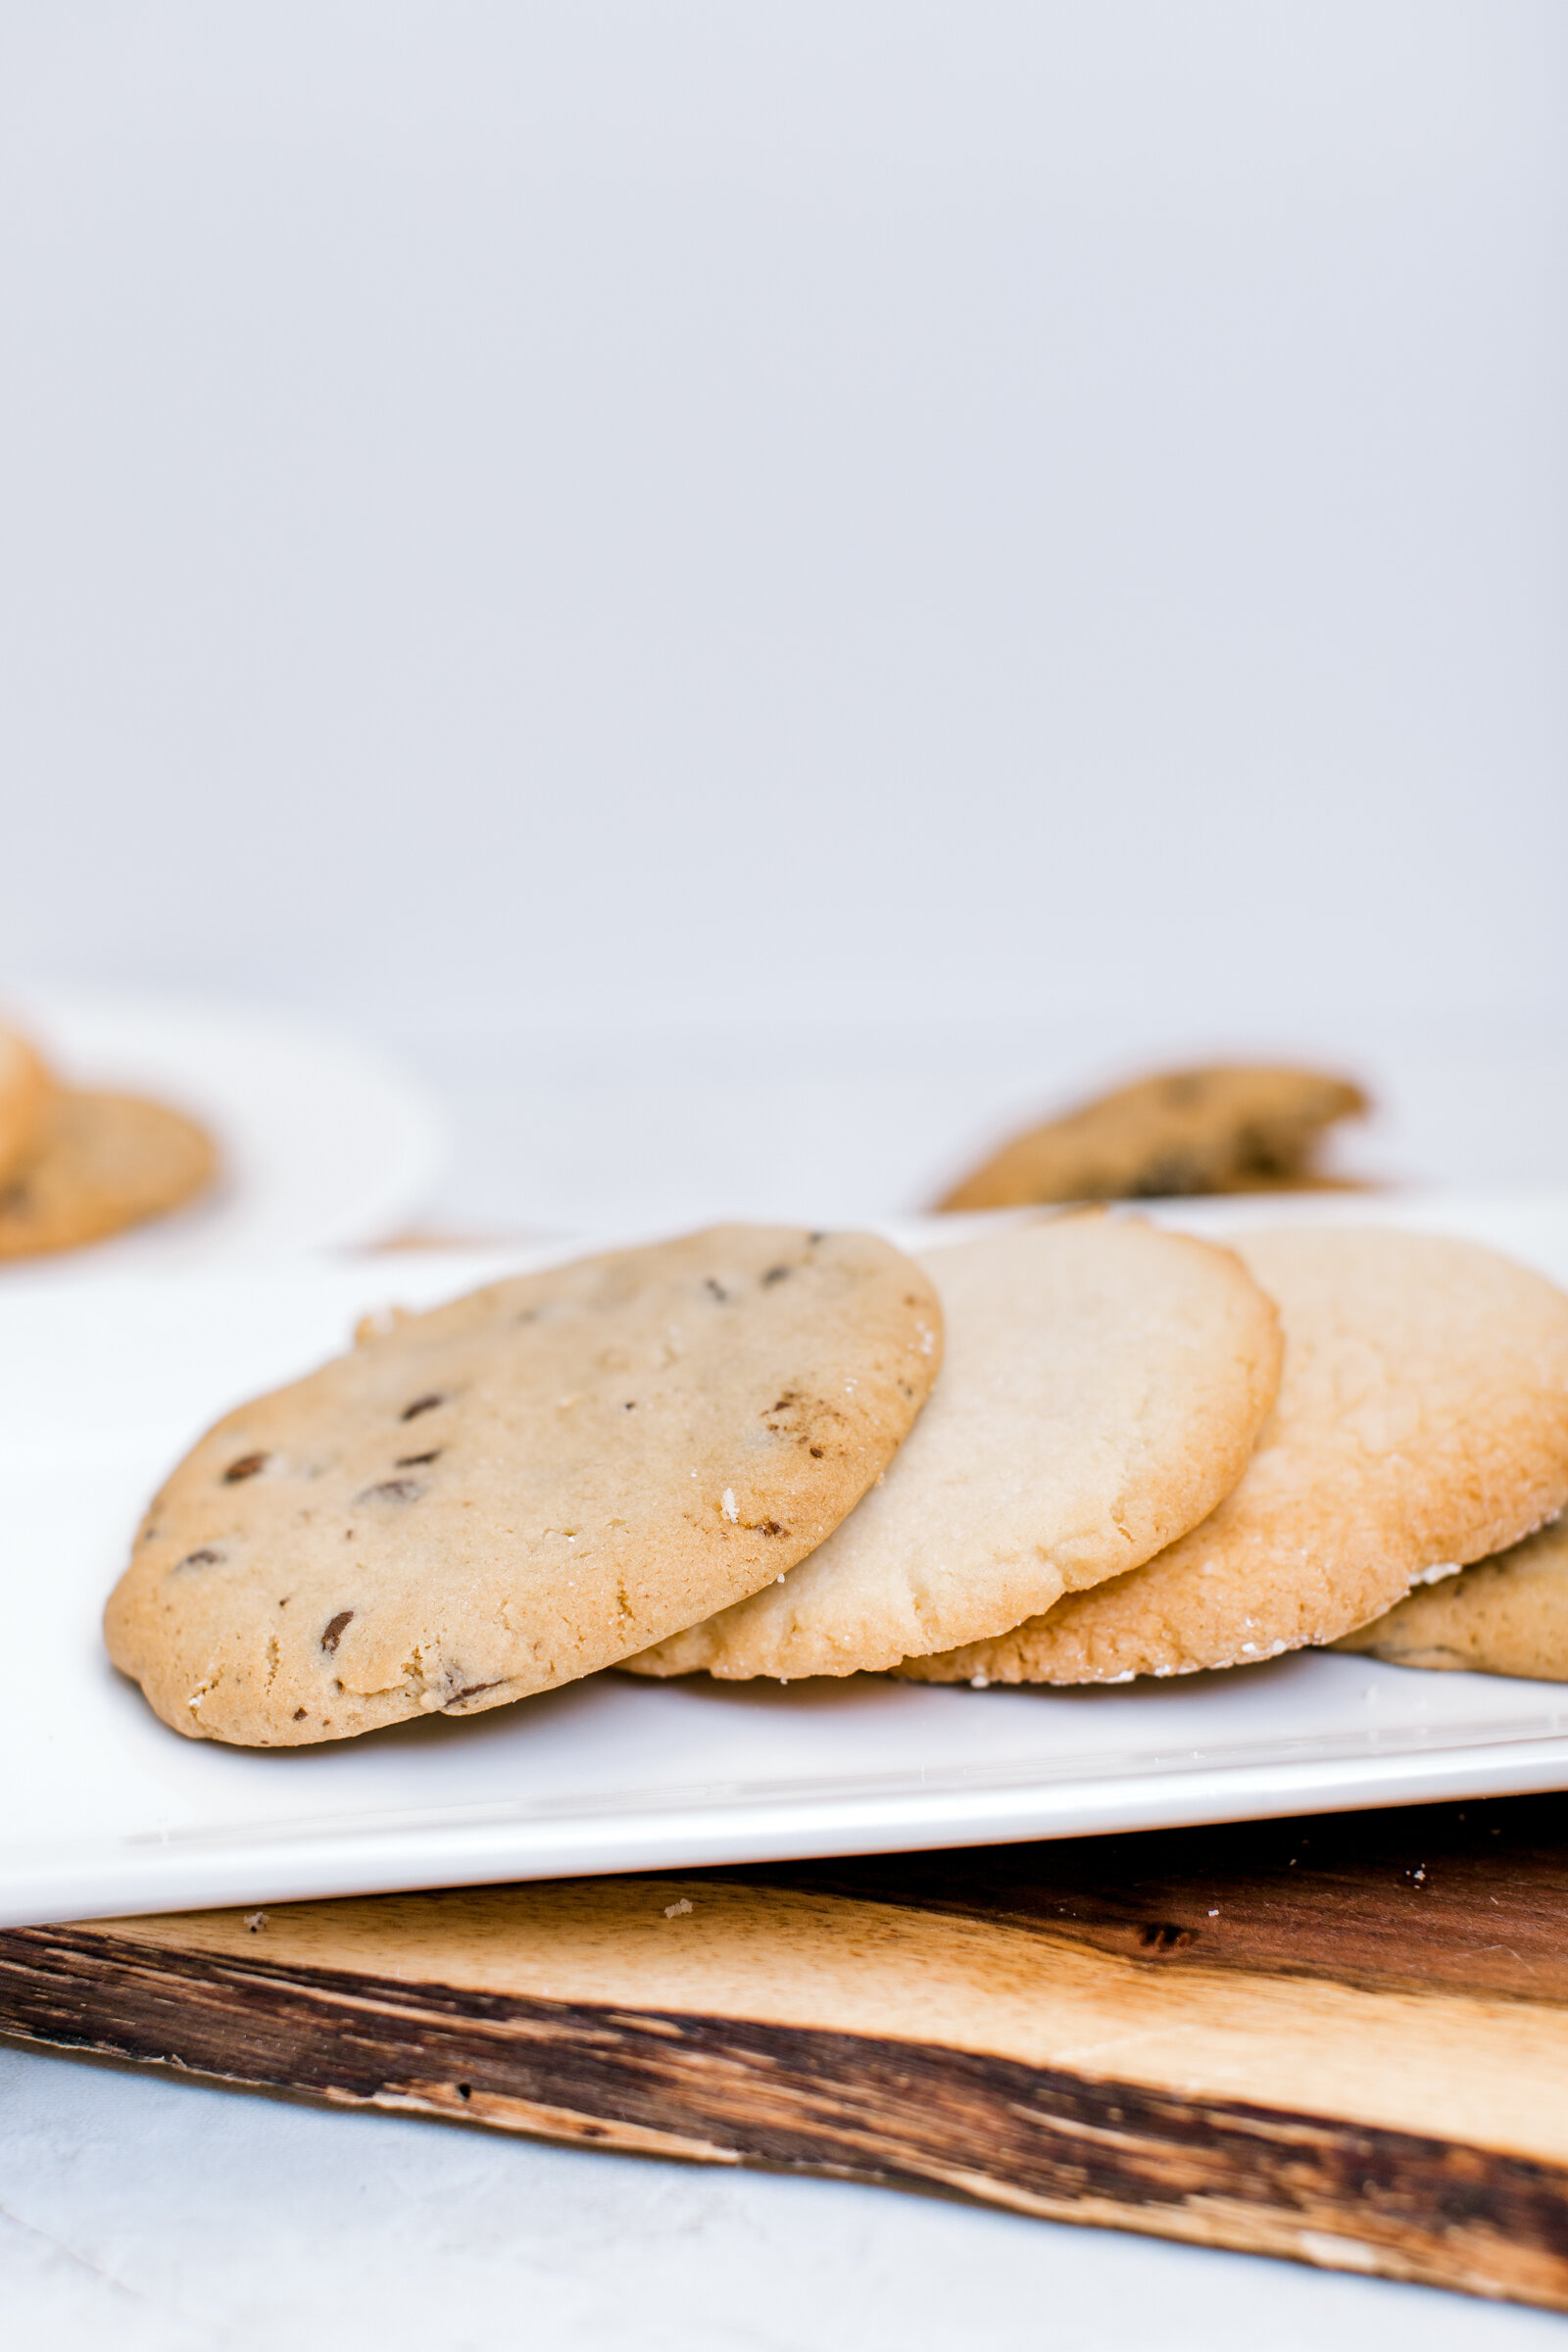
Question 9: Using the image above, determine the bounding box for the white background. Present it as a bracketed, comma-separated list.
[4, 0, 1568, 1232]
[2, 4, 1566, 2344]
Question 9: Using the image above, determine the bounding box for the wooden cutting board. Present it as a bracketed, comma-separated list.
[4, 1792, 1568, 2311]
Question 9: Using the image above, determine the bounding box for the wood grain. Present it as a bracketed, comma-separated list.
[4, 1794, 1568, 2309]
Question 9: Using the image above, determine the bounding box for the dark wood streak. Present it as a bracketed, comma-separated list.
[728, 1794, 1568, 2006]
[1, 1921, 1566, 2307]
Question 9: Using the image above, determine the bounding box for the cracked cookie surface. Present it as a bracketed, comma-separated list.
[624, 1214, 1281, 1681]
[104, 1224, 941, 1744]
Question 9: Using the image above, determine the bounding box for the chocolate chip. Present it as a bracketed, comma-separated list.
[808, 1446, 824, 1458]
[704, 1278, 728, 1301]
[761, 1264, 790, 1285]
[355, 1478, 425, 1504]
[446, 1679, 501, 1704]
[320, 1610, 354, 1653]
[756, 1518, 785, 1537]
[222, 1452, 269, 1484]
[394, 1449, 442, 1468]
[173, 1546, 223, 1572]
[1130, 1152, 1202, 1198]
[622, 1400, 637, 1411]
[292, 1707, 307, 1721]
[1234, 1120, 1291, 1177]
[400, 1394, 446, 1422]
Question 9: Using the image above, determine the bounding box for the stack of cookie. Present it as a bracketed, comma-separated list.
[105, 1209, 1568, 1746]
[0, 1020, 217, 1260]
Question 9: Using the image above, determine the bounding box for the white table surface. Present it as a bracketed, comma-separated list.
[6, 2038, 1566, 2352]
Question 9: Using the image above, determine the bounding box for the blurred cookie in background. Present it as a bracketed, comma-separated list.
[0, 1081, 217, 1260]
[1335, 1515, 1568, 1684]
[0, 1026, 55, 1187]
[938, 1061, 1368, 1210]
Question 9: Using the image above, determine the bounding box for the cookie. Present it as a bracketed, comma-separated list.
[1335, 1515, 1568, 1682]
[104, 1225, 943, 1744]
[899, 1228, 1568, 1687]
[623, 1214, 1282, 1681]
[938, 1063, 1367, 1210]
[0, 1026, 54, 1188]
[0, 1090, 217, 1259]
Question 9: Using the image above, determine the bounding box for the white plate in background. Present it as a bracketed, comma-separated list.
[0, 985, 448, 1272]
[4, 1192, 1568, 1929]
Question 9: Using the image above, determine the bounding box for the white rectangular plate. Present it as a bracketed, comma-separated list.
[7, 1192, 1568, 1930]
